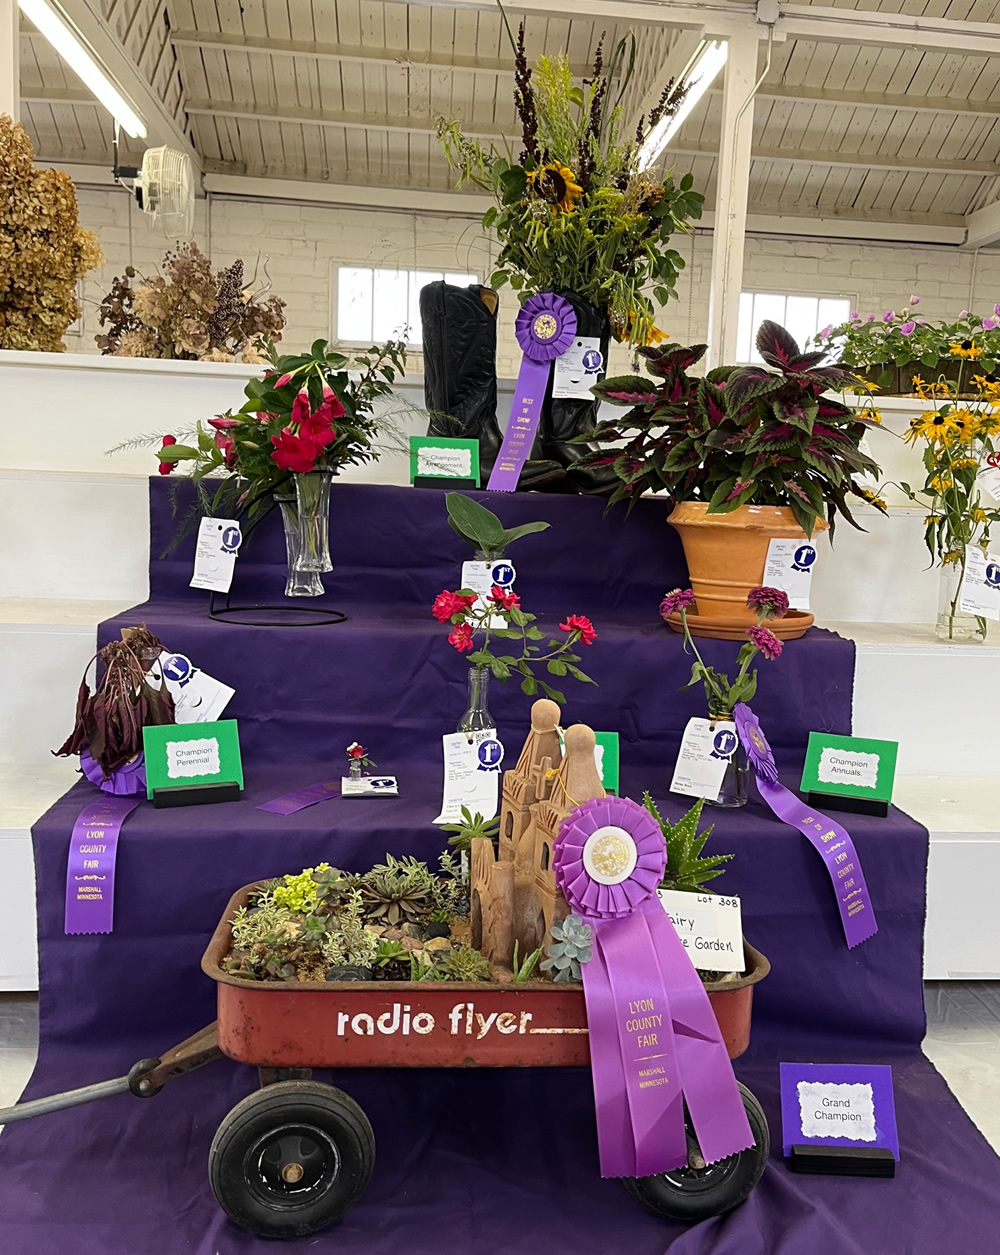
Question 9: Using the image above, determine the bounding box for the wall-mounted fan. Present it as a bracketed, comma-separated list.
[114, 144, 195, 241]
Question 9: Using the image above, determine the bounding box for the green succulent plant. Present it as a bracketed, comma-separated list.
[643, 793, 733, 894]
[512, 939, 543, 982]
[442, 806, 501, 853]
[541, 914, 593, 983]
[359, 854, 438, 926]
[374, 939, 407, 967]
[439, 944, 491, 982]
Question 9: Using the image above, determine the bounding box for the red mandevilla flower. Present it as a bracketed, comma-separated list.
[489, 585, 520, 612]
[448, 623, 475, 653]
[275, 372, 293, 388]
[207, 416, 239, 431]
[299, 411, 337, 448]
[158, 433, 177, 475]
[747, 625, 783, 661]
[214, 433, 237, 469]
[291, 388, 312, 425]
[432, 591, 478, 623]
[560, 614, 597, 645]
[322, 385, 347, 421]
[271, 427, 320, 474]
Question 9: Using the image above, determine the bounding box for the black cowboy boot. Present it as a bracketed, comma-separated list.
[534, 289, 620, 496]
[420, 281, 563, 489]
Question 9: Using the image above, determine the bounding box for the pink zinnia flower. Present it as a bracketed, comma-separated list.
[660, 588, 697, 618]
[746, 586, 790, 619]
[747, 625, 783, 661]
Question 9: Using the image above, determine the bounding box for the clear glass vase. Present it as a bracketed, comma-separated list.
[348, 759, 362, 780]
[936, 562, 987, 643]
[705, 716, 750, 809]
[458, 666, 495, 733]
[275, 493, 325, 597]
[292, 472, 334, 573]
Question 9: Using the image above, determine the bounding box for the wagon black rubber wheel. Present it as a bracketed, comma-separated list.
[623, 1083, 769, 1224]
[208, 1080, 375, 1238]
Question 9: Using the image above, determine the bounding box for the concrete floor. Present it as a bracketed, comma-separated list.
[1, 984, 1000, 1152]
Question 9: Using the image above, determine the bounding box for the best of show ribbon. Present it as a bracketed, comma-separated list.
[734, 703, 878, 949]
[256, 780, 342, 815]
[64, 794, 142, 935]
[487, 292, 577, 491]
[554, 795, 753, 1179]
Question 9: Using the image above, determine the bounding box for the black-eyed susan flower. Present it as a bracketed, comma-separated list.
[950, 340, 982, 359]
[526, 162, 583, 212]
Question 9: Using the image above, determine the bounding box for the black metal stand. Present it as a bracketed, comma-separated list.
[806, 790, 890, 818]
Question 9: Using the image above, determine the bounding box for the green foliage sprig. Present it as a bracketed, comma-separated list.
[445, 492, 549, 558]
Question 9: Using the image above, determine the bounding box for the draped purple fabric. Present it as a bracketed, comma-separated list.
[0, 478, 997, 1254]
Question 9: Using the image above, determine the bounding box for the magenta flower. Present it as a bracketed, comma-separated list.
[818, 324, 832, 339]
[882, 311, 895, 323]
[960, 310, 969, 318]
[291, 388, 312, 424]
[850, 311, 860, 322]
[747, 625, 783, 661]
[910, 295, 920, 306]
[865, 313, 876, 323]
[746, 586, 790, 619]
[900, 321, 916, 335]
[660, 588, 697, 618]
[275, 372, 293, 388]
[994, 303, 1000, 317]
[984, 317, 998, 331]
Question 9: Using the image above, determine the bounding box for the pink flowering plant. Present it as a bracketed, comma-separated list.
[661, 586, 788, 717]
[432, 587, 597, 705]
[134, 337, 408, 526]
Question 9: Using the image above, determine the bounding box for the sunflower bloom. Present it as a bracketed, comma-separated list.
[950, 340, 983, 359]
[529, 162, 583, 212]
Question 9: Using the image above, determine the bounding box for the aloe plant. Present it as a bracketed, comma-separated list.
[643, 793, 732, 893]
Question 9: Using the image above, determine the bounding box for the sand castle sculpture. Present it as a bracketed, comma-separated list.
[470, 699, 606, 969]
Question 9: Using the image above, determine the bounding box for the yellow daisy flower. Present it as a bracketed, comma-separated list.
[860, 487, 888, 510]
[930, 475, 953, 493]
[950, 340, 983, 359]
[904, 411, 954, 444]
[971, 507, 988, 525]
[952, 457, 979, 470]
[851, 376, 879, 393]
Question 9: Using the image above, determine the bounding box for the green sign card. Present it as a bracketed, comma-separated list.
[594, 732, 620, 794]
[409, 436, 480, 486]
[800, 732, 898, 803]
[142, 720, 244, 799]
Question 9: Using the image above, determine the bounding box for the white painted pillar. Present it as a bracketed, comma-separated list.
[0, 0, 17, 120]
[706, 31, 759, 368]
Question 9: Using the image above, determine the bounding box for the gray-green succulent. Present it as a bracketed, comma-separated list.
[541, 914, 593, 983]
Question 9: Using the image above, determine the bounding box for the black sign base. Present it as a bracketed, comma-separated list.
[788, 1145, 896, 1177]
[412, 476, 479, 490]
[807, 790, 889, 818]
[152, 782, 243, 809]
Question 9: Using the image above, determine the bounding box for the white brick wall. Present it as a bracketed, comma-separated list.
[70, 186, 1000, 380]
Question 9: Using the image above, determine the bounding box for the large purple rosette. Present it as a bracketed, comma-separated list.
[734, 703, 878, 948]
[554, 795, 753, 1179]
[487, 292, 577, 491]
[80, 749, 146, 797]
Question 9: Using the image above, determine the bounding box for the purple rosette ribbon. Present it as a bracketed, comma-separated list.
[487, 292, 577, 491]
[554, 795, 753, 1179]
[80, 749, 147, 797]
[734, 703, 878, 949]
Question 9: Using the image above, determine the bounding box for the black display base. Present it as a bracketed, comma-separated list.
[412, 476, 479, 490]
[208, 603, 348, 627]
[807, 790, 890, 818]
[152, 782, 243, 809]
[788, 1144, 896, 1177]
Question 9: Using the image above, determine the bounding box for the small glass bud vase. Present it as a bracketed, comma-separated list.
[936, 563, 987, 643]
[706, 713, 750, 809]
[274, 492, 325, 597]
[458, 666, 495, 733]
[292, 472, 334, 573]
[348, 759, 363, 781]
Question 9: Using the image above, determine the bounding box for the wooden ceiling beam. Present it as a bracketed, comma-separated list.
[672, 139, 999, 178]
[716, 82, 1000, 122]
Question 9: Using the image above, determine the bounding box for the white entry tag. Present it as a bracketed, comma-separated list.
[959, 545, 1000, 620]
[553, 336, 604, 400]
[976, 457, 1000, 502]
[461, 559, 516, 628]
[670, 717, 738, 801]
[657, 890, 745, 973]
[190, 517, 242, 593]
[341, 776, 399, 797]
[433, 729, 502, 824]
[148, 651, 235, 724]
[763, 537, 818, 610]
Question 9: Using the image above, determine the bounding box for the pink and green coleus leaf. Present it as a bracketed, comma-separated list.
[591, 375, 659, 406]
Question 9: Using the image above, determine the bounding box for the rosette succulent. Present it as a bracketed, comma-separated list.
[541, 914, 593, 983]
[359, 855, 437, 927]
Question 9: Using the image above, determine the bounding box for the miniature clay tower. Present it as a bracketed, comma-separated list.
[498, 698, 561, 864]
[515, 722, 606, 954]
[468, 838, 514, 969]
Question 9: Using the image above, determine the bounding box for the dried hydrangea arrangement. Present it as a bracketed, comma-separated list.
[0, 115, 104, 351]
[95, 241, 286, 361]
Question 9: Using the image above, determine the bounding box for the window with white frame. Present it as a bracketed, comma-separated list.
[335, 266, 479, 347]
[735, 292, 853, 365]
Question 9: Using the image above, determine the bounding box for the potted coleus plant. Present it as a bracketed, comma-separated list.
[586, 323, 886, 634]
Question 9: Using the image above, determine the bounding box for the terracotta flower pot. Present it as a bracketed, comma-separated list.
[667, 501, 828, 631]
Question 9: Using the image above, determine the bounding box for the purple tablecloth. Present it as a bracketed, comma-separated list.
[2, 479, 998, 1252]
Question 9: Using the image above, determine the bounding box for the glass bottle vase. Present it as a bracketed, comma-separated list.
[348, 759, 362, 781]
[704, 715, 749, 809]
[458, 666, 495, 733]
[275, 493, 325, 597]
[936, 562, 987, 643]
[292, 472, 334, 573]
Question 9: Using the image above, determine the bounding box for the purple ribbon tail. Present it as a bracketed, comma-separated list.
[757, 777, 878, 948]
[486, 356, 550, 491]
[257, 781, 341, 815]
[64, 796, 142, 935]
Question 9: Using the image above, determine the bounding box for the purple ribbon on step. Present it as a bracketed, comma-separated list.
[64, 795, 142, 934]
[257, 780, 342, 815]
[553, 796, 753, 1178]
[734, 703, 878, 949]
[487, 292, 577, 491]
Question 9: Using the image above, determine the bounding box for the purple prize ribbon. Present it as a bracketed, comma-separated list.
[487, 293, 577, 491]
[554, 796, 754, 1178]
[80, 749, 147, 796]
[734, 703, 878, 949]
[257, 780, 341, 815]
[64, 795, 142, 935]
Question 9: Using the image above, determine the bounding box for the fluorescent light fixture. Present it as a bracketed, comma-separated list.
[18, 0, 146, 138]
[639, 39, 728, 168]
